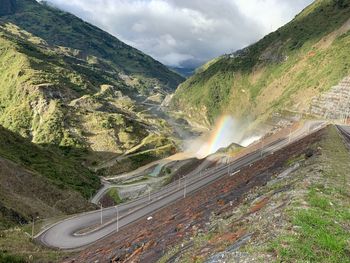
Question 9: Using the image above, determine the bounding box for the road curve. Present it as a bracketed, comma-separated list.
[36, 121, 326, 250]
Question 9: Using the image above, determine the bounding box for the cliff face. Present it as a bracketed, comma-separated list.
[0, 0, 17, 16]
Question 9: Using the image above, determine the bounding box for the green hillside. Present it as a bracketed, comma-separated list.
[171, 0, 350, 127]
[2, 0, 183, 91]
[0, 0, 182, 162]
[0, 124, 99, 230]
[0, 0, 182, 235]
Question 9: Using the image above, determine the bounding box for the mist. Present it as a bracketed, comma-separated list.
[183, 115, 263, 159]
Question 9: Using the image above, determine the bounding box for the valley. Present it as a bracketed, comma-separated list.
[0, 0, 350, 262]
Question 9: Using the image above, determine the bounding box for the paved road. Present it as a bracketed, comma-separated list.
[36, 121, 326, 250]
[336, 125, 350, 145]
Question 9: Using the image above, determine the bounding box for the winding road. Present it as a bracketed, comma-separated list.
[35, 121, 326, 250]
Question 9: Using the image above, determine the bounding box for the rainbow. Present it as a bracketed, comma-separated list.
[205, 115, 234, 156]
[197, 115, 234, 158]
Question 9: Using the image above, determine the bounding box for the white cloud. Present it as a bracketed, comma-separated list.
[235, 0, 313, 32]
[42, 0, 314, 68]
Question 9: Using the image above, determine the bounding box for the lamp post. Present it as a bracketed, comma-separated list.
[31, 216, 39, 240]
[288, 125, 293, 143]
[183, 176, 187, 198]
[115, 205, 119, 232]
[148, 186, 151, 202]
[99, 203, 103, 225]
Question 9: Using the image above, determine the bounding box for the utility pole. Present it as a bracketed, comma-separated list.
[100, 203, 103, 225]
[31, 216, 39, 240]
[148, 186, 151, 202]
[115, 205, 119, 232]
[31, 218, 35, 240]
[183, 176, 187, 198]
[288, 127, 292, 143]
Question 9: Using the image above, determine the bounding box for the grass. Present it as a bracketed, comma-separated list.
[0, 16, 179, 161]
[122, 176, 150, 186]
[0, 125, 100, 199]
[285, 154, 306, 166]
[0, 252, 25, 263]
[107, 188, 122, 204]
[172, 0, 350, 125]
[271, 198, 350, 262]
[3, 0, 183, 91]
[270, 127, 350, 262]
[0, 227, 69, 262]
[158, 126, 350, 263]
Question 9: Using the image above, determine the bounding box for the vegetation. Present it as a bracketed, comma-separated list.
[2, 0, 183, 91]
[171, 0, 350, 125]
[159, 126, 350, 263]
[0, 227, 69, 262]
[0, 125, 99, 235]
[107, 189, 122, 204]
[0, 0, 182, 242]
[0, 252, 25, 263]
[270, 127, 350, 262]
[0, 125, 100, 198]
[0, 0, 181, 162]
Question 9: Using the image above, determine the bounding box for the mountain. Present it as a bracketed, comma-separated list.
[0, 0, 183, 170]
[170, 0, 350, 127]
[0, 0, 184, 236]
[0, 125, 99, 230]
[0, 0, 16, 15]
[3, 0, 183, 91]
[169, 66, 196, 78]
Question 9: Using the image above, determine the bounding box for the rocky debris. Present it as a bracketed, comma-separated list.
[227, 47, 250, 59]
[118, 184, 148, 200]
[0, 201, 27, 226]
[160, 94, 173, 108]
[259, 40, 287, 63]
[0, 0, 16, 16]
[65, 128, 325, 263]
[310, 76, 350, 120]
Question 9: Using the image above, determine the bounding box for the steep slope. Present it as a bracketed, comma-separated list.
[0, 0, 16, 15]
[158, 126, 350, 262]
[0, 0, 183, 169]
[0, 125, 98, 230]
[0, 0, 185, 239]
[2, 0, 183, 91]
[171, 0, 350, 127]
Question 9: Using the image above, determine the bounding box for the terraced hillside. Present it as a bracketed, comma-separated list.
[171, 0, 350, 127]
[0, 0, 184, 169]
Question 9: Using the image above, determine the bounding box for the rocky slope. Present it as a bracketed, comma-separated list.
[66, 125, 350, 263]
[170, 0, 350, 128]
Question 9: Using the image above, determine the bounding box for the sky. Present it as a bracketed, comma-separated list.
[42, 0, 314, 68]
